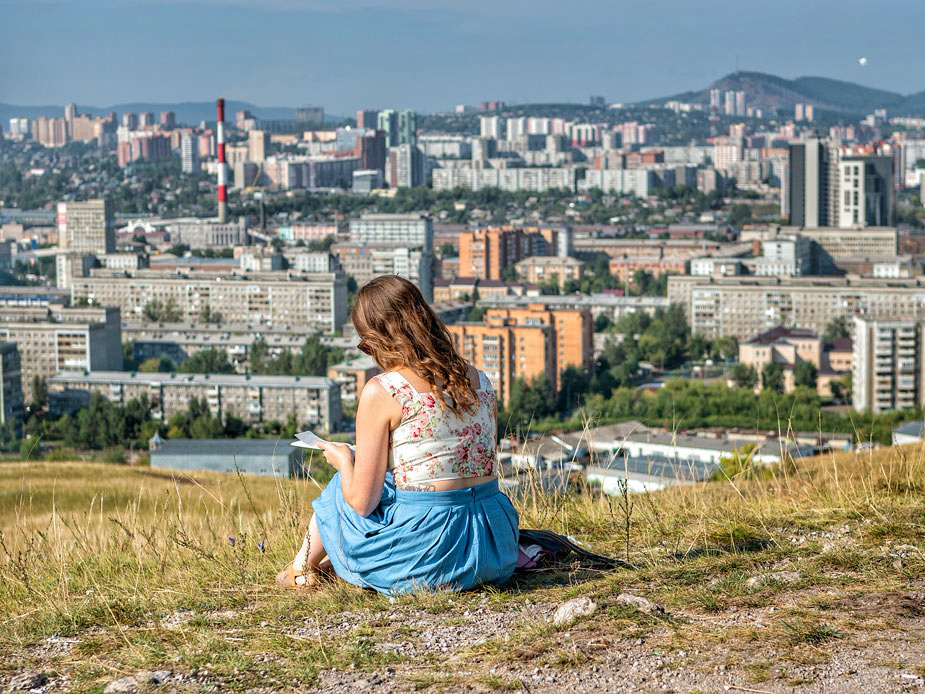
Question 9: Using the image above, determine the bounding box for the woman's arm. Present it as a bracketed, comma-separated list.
[319, 379, 396, 517]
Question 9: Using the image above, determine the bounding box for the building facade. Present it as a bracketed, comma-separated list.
[0, 342, 24, 425]
[668, 275, 925, 340]
[57, 199, 115, 255]
[49, 371, 342, 433]
[853, 317, 925, 413]
[70, 270, 348, 334]
[348, 213, 433, 250]
[0, 306, 123, 402]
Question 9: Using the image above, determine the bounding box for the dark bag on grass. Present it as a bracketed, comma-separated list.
[516, 528, 624, 571]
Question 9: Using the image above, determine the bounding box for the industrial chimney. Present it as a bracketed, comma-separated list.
[216, 98, 228, 223]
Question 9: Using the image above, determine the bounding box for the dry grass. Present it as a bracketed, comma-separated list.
[2, 439, 925, 690]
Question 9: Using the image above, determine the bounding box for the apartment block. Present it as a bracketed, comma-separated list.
[332, 242, 434, 300]
[514, 256, 585, 289]
[484, 304, 593, 389]
[49, 371, 342, 433]
[837, 153, 895, 228]
[123, 320, 327, 370]
[349, 213, 433, 250]
[432, 167, 577, 193]
[70, 269, 347, 334]
[608, 256, 688, 283]
[458, 227, 555, 280]
[169, 217, 249, 249]
[0, 306, 123, 402]
[668, 275, 925, 340]
[853, 317, 925, 413]
[57, 199, 115, 254]
[447, 317, 556, 407]
[326, 355, 380, 402]
[0, 342, 24, 424]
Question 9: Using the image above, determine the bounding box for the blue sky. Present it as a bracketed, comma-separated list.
[1, 0, 922, 113]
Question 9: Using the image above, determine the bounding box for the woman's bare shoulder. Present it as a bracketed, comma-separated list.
[466, 363, 480, 389]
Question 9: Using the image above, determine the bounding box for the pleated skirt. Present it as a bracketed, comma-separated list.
[312, 472, 519, 595]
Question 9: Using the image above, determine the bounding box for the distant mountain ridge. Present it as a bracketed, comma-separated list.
[643, 71, 925, 117]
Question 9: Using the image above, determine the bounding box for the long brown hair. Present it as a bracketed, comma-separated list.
[352, 275, 477, 416]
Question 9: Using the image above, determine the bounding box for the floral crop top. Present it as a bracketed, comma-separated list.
[373, 369, 497, 486]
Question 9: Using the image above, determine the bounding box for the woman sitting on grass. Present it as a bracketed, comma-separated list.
[277, 274, 519, 594]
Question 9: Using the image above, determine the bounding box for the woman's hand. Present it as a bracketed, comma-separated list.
[317, 440, 354, 472]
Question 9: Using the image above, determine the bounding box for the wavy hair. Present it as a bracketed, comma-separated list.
[352, 275, 477, 416]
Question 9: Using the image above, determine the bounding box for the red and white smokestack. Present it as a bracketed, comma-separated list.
[216, 98, 228, 224]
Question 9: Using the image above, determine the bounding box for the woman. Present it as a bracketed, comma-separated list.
[277, 275, 519, 594]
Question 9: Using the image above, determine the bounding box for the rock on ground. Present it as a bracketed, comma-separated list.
[553, 598, 597, 626]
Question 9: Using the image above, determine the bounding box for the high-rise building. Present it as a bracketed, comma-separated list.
[787, 138, 835, 227]
[388, 144, 425, 188]
[0, 342, 24, 425]
[295, 107, 325, 126]
[64, 103, 77, 136]
[180, 132, 199, 174]
[160, 111, 176, 129]
[356, 130, 387, 172]
[349, 213, 433, 249]
[57, 199, 115, 254]
[457, 227, 553, 280]
[398, 109, 417, 146]
[121, 113, 138, 130]
[447, 316, 556, 407]
[248, 129, 270, 162]
[0, 306, 123, 402]
[723, 91, 736, 116]
[837, 150, 895, 228]
[735, 91, 746, 117]
[484, 304, 593, 390]
[139, 112, 155, 127]
[32, 117, 68, 147]
[356, 109, 379, 129]
[480, 115, 505, 140]
[709, 89, 721, 111]
[853, 316, 925, 413]
[377, 110, 398, 148]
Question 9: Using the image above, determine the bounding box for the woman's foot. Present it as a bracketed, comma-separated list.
[275, 564, 320, 590]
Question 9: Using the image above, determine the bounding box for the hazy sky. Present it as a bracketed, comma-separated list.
[1, 0, 922, 113]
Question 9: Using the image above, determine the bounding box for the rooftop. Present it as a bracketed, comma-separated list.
[745, 326, 819, 345]
[50, 370, 337, 388]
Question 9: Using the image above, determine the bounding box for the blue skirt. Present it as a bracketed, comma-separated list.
[312, 472, 519, 595]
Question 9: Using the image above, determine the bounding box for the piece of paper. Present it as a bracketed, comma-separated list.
[291, 430, 355, 453]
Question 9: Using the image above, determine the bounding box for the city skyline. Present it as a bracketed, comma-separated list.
[2, 0, 923, 114]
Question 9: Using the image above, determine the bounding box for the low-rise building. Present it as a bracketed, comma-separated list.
[668, 275, 925, 340]
[48, 371, 342, 433]
[70, 268, 348, 334]
[151, 439, 304, 478]
[326, 355, 380, 402]
[0, 306, 122, 402]
[514, 256, 585, 289]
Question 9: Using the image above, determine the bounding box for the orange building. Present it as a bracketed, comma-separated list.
[484, 303, 592, 390]
[608, 256, 689, 284]
[447, 316, 555, 407]
[457, 226, 557, 280]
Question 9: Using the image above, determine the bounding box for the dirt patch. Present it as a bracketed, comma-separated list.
[832, 592, 925, 619]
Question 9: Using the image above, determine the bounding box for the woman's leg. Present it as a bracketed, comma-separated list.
[277, 513, 331, 587]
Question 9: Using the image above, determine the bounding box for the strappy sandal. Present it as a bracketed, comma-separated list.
[276, 564, 320, 590]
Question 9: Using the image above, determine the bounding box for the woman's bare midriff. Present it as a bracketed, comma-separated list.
[396, 475, 497, 492]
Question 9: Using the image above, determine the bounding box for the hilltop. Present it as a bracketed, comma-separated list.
[1, 447, 924, 692]
[642, 70, 925, 117]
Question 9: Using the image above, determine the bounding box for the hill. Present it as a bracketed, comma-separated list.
[644, 70, 923, 117]
[1, 449, 924, 692]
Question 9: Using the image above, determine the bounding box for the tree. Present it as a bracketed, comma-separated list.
[180, 348, 235, 374]
[30, 376, 47, 410]
[139, 357, 174, 373]
[761, 363, 785, 394]
[123, 341, 137, 371]
[732, 364, 759, 390]
[500, 265, 519, 282]
[793, 361, 818, 390]
[822, 317, 850, 344]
